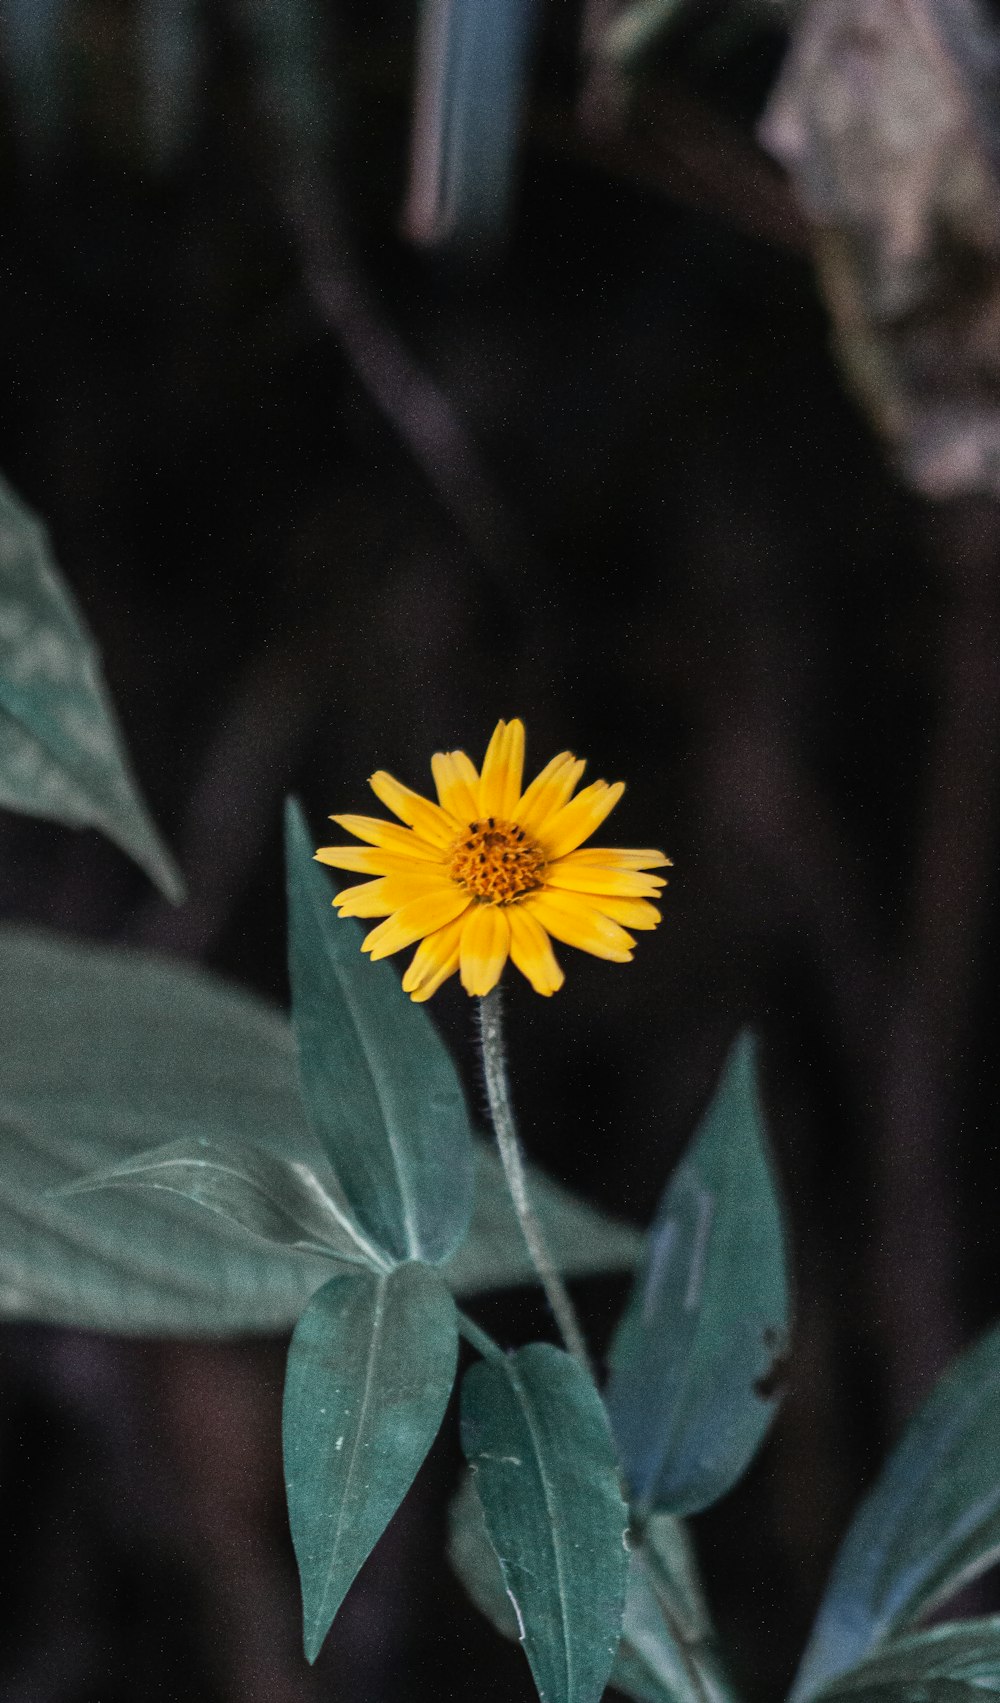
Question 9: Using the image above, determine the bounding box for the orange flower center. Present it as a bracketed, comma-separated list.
[449, 818, 546, 904]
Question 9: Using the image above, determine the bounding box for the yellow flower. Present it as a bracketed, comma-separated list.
[315, 718, 670, 1002]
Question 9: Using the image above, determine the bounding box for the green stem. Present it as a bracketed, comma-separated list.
[477, 987, 593, 1376]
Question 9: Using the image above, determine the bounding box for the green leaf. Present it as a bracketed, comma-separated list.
[60, 1136, 380, 1268]
[794, 1324, 1000, 1700]
[818, 1620, 1000, 1702]
[285, 799, 476, 1268]
[283, 1263, 457, 1662]
[606, 1032, 789, 1516]
[448, 1474, 734, 1703]
[0, 472, 183, 898]
[460, 1342, 629, 1703]
[0, 926, 638, 1335]
[447, 1467, 523, 1641]
[617, 1526, 735, 1703]
[445, 1141, 641, 1294]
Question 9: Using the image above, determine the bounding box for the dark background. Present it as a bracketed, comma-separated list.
[2, 1, 1000, 1698]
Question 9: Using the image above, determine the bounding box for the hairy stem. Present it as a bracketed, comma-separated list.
[477, 988, 593, 1376]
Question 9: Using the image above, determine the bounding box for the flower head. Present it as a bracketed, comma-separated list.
[316, 718, 670, 1001]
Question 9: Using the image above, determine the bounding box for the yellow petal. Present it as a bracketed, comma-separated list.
[557, 846, 671, 871]
[316, 845, 446, 876]
[331, 814, 444, 863]
[334, 873, 456, 918]
[368, 771, 458, 845]
[507, 904, 565, 995]
[514, 753, 586, 838]
[478, 719, 525, 819]
[544, 860, 666, 899]
[536, 780, 625, 861]
[362, 889, 471, 959]
[590, 896, 662, 931]
[523, 889, 635, 962]
[459, 904, 511, 996]
[431, 750, 481, 821]
[402, 914, 466, 1000]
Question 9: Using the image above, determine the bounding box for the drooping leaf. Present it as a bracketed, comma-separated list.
[405, 0, 539, 245]
[818, 1620, 1000, 1703]
[60, 1136, 378, 1267]
[794, 1324, 1000, 1700]
[447, 1474, 734, 1703]
[606, 1032, 789, 1516]
[0, 926, 638, 1335]
[0, 472, 183, 898]
[461, 1342, 629, 1703]
[286, 798, 475, 1267]
[283, 1264, 457, 1662]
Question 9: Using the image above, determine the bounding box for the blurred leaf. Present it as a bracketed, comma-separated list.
[818, 1620, 1000, 1703]
[448, 1474, 734, 1703]
[617, 1529, 736, 1703]
[461, 1342, 629, 1703]
[0, 0, 65, 147]
[405, 0, 539, 245]
[447, 1467, 522, 1641]
[286, 799, 475, 1268]
[0, 472, 183, 898]
[0, 926, 636, 1335]
[239, 0, 330, 175]
[602, 0, 692, 65]
[606, 1033, 789, 1516]
[61, 1136, 378, 1267]
[794, 1323, 1000, 1700]
[446, 1141, 642, 1294]
[137, 0, 203, 170]
[284, 1264, 457, 1662]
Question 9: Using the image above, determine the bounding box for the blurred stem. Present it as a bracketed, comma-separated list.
[477, 989, 593, 1376]
[458, 1310, 506, 1364]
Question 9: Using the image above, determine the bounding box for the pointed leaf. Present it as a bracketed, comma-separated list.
[285, 798, 475, 1267]
[0, 927, 638, 1335]
[794, 1324, 1000, 1700]
[61, 1136, 379, 1267]
[448, 1473, 734, 1703]
[461, 1342, 629, 1703]
[0, 472, 183, 898]
[283, 1263, 457, 1661]
[606, 1033, 790, 1515]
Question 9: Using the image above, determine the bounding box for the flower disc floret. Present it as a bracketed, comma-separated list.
[449, 819, 546, 904]
[315, 717, 671, 1001]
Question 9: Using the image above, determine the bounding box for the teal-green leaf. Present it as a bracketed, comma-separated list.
[444, 1141, 641, 1294]
[0, 472, 183, 899]
[793, 1323, 1000, 1700]
[460, 1342, 629, 1703]
[60, 1136, 380, 1268]
[818, 1620, 1000, 1703]
[448, 1473, 734, 1703]
[606, 1032, 789, 1515]
[0, 926, 637, 1335]
[285, 799, 476, 1267]
[283, 1263, 458, 1662]
[406, 0, 538, 244]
